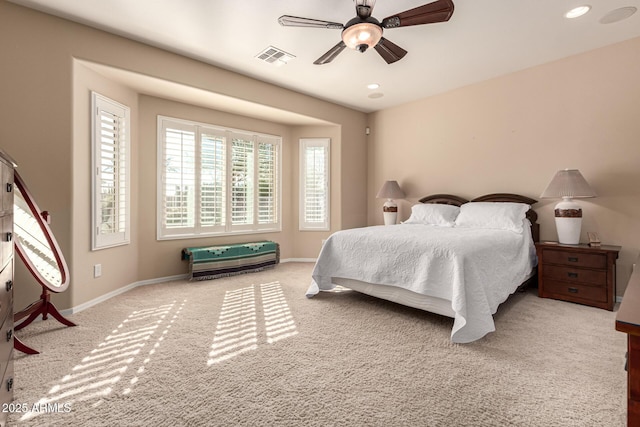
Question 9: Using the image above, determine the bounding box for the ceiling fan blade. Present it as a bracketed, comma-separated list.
[278, 15, 344, 29]
[313, 41, 347, 65]
[374, 37, 407, 64]
[355, 0, 376, 19]
[381, 0, 454, 28]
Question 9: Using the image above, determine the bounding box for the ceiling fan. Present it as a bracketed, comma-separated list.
[278, 0, 455, 65]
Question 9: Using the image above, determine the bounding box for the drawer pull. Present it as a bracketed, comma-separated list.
[6, 329, 12, 342]
[567, 257, 579, 262]
[568, 287, 579, 293]
[5, 280, 12, 292]
[5, 183, 11, 193]
[567, 272, 578, 278]
[5, 232, 11, 242]
[6, 377, 12, 392]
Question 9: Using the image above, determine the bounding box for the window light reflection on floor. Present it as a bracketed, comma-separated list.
[15, 281, 299, 420]
[19, 300, 185, 422]
[208, 281, 298, 365]
[261, 281, 298, 344]
[208, 285, 258, 365]
[122, 300, 185, 395]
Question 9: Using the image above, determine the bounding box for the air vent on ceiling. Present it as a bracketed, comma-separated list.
[255, 46, 295, 66]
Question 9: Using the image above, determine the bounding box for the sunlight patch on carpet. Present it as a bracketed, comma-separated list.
[261, 281, 298, 343]
[19, 301, 185, 422]
[208, 285, 258, 365]
[208, 281, 297, 365]
[122, 300, 186, 395]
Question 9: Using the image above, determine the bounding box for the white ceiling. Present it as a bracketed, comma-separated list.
[9, 0, 640, 115]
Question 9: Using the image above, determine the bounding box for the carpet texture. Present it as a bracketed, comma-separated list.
[9, 263, 627, 426]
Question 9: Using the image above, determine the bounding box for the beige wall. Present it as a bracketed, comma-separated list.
[0, 3, 76, 311]
[71, 61, 140, 312]
[368, 37, 640, 296]
[0, 2, 367, 310]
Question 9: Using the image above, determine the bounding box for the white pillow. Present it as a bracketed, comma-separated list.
[403, 204, 460, 227]
[454, 202, 529, 233]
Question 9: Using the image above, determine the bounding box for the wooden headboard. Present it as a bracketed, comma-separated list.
[418, 193, 539, 242]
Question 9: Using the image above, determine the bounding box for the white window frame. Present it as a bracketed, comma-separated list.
[299, 138, 330, 231]
[91, 92, 131, 250]
[157, 116, 281, 240]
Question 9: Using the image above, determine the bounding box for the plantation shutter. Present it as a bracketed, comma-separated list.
[230, 135, 255, 228]
[200, 129, 226, 231]
[257, 138, 279, 226]
[92, 92, 130, 250]
[161, 123, 196, 235]
[98, 110, 121, 233]
[157, 116, 281, 239]
[299, 138, 330, 230]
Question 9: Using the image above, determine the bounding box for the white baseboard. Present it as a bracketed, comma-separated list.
[60, 273, 189, 317]
[60, 259, 316, 316]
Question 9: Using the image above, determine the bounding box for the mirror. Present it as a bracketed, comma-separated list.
[12, 171, 75, 355]
[13, 171, 69, 293]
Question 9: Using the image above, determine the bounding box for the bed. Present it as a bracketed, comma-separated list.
[306, 193, 539, 343]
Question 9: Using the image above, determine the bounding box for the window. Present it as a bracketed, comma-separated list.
[91, 92, 130, 250]
[158, 116, 280, 239]
[299, 138, 330, 231]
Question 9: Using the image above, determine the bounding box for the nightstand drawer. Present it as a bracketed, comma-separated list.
[544, 279, 608, 303]
[542, 249, 606, 269]
[543, 265, 607, 286]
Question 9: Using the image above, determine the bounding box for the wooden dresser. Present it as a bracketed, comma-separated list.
[616, 259, 640, 426]
[0, 152, 14, 427]
[535, 242, 620, 311]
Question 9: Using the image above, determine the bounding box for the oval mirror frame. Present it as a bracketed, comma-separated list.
[13, 171, 69, 293]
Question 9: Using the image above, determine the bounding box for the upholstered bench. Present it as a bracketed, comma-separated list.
[181, 240, 280, 281]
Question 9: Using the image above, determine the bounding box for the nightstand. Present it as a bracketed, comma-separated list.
[535, 242, 621, 311]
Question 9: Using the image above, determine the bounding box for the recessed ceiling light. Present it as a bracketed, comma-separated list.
[599, 6, 637, 24]
[367, 83, 380, 90]
[565, 5, 591, 19]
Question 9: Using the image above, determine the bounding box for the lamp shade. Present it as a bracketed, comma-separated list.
[540, 169, 596, 199]
[376, 180, 405, 199]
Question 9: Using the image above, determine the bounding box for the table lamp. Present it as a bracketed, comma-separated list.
[376, 180, 405, 225]
[540, 169, 596, 244]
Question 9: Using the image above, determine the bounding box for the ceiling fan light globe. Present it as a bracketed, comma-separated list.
[342, 22, 382, 50]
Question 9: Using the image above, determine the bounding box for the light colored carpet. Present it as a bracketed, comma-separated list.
[9, 262, 627, 426]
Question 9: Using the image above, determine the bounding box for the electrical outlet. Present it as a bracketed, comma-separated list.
[94, 264, 102, 278]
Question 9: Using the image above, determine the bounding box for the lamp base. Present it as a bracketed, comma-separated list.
[554, 199, 582, 244]
[383, 199, 397, 226]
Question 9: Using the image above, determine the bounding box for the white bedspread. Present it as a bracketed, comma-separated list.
[306, 224, 537, 343]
